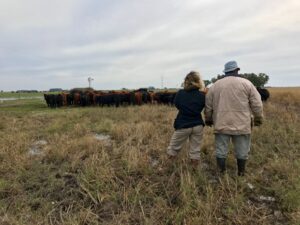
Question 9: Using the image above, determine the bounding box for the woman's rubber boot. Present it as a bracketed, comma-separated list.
[237, 159, 246, 176]
[190, 159, 199, 171]
[216, 157, 226, 174]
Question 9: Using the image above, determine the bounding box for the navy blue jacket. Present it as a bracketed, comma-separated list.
[173, 89, 205, 130]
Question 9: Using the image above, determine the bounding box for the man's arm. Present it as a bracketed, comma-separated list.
[249, 84, 263, 126]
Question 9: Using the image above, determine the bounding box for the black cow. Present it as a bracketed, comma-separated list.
[119, 92, 132, 106]
[256, 87, 270, 102]
[129, 92, 136, 105]
[80, 93, 90, 106]
[97, 94, 119, 107]
[45, 94, 58, 108]
[155, 92, 177, 105]
[44, 94, 50, 107]
[67, 94, 74, 106]
[44, 94, 64, 108]
[57, 94, 63, 107]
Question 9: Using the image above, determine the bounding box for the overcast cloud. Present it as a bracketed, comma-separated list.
[0, 0, 299, 91]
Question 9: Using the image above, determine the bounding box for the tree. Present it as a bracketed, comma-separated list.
[241, 73, 269, 87]
[210, 73, 269, 87]
[211, 74, 224, 83]
[204, 80, 212, 87]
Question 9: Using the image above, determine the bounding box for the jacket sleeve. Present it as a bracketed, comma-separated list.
[249, 85, 263, 118]
[200, 92, 206, 111]
[174, 91, 180, 109]
[205, 88, 213, 121]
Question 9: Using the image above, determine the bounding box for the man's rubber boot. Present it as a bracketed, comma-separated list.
[216, 157, 226, 174]
[237, 159, 246, 176]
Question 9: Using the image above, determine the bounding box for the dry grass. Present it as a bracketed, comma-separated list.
[0, 88, 299, 225]
[268, 87, 300, 107]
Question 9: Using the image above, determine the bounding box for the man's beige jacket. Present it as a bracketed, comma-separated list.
[205, 76, 263, 135]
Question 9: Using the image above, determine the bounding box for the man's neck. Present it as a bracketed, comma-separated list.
[225, 71, 239, 77]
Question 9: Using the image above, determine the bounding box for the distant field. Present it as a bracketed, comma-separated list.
[0, 92, 44, 98]
[0, 88, 299, 225]
[268, 87, 300, 96]
[268, 87, 300, 108]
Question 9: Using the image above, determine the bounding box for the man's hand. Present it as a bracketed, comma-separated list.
[205, 119, 213, 127]
[254, 116, 263, 126]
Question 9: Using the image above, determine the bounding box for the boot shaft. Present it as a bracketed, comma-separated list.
[237, 159, 246, 176]
[216, 157, 226, 173]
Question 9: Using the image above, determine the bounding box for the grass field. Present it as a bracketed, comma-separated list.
[0, 88, 299, 225]
[0, 92, 44, 98]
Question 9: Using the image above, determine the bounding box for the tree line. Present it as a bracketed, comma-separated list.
[205, 73, 269, 87]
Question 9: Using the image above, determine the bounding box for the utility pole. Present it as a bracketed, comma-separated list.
[161, 75, 164, 89]
[88, 77, 94, 88]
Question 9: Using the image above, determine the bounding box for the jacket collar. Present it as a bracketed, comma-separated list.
[224, 73, 242, 78]
[184, 86, 199, 91]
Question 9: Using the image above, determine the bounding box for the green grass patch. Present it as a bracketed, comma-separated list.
[0, 92, 44, 98]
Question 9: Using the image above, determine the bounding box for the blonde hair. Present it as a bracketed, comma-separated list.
[183, 71, 205, 91]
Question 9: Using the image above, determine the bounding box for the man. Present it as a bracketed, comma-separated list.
[205, 61, 263, 176]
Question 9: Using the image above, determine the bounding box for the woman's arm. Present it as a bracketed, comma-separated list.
[174, 91, 181, 109]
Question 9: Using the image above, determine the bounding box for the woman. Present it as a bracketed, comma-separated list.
[167, 71, 206, 167]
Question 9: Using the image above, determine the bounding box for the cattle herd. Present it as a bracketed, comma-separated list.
[44, 87, 270, 108]
[44, 88, 177, 108]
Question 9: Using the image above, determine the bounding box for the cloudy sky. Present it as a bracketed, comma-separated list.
[0, 0, 299, 91]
